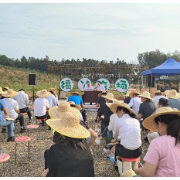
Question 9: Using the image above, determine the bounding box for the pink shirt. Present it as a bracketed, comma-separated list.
[144, 135, 180, 177]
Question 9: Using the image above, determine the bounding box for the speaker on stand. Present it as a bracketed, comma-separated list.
[28, 74, 37, 102]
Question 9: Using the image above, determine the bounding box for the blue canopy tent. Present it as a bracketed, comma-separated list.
[140, 57, 180, 93]
[141, 57, 180, 76]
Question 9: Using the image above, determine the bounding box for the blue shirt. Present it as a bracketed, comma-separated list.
[68, 95, 83, 105]
[0, 99, 6, 123]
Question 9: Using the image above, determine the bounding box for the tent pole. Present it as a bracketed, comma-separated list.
[151, 73, 152, 96]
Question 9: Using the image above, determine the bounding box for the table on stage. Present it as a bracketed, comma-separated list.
[84, 91, 101, 103]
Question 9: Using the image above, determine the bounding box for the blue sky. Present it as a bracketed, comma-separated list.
[0, 3, 180, 62]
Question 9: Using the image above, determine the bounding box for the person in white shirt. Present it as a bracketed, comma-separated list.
[152, 90, 166, 106]
[109, 101, 142, 168]
[34, 89, 50, 126]
[129, 91, 142, 118]
[45, 94, 57, 108]
[96, 81, 105, 91]
[2, 89, 26, 133]
[84, 82, 93, 91]
[13, 89, 32, 122]
[82, 81, 93, 105]
[48, 88, 58, 105]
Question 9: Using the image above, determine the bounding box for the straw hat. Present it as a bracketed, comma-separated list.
[120, 169, 136, 177]
[165, 89, 180, 99]
[123, 91, 131, 97]
[71, 91, 79, 95]
[165, 90, 170, 98]
[3, 86, 9, 91]
[0, 87, 3, 95]
[48, 88, 58, 95]
[36, 89, 51, 98]
[68, 101, 82, 111]
[143, 106, 180, 132]
[129, 91, 140, 98]
[139, 91, 152, 100]
[3, 89, 18, 98]
[49, 101, 80, 119]
[153, 90, 162, 97]
[102, 93, 114, 101]
[46, 114, 90, 139]
[109, 100, 136, 116]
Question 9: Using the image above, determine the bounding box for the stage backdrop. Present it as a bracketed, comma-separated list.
[78, 78, 92, 91]
[95, 78, 110, 91]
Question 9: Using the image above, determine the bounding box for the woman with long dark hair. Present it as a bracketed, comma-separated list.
[134, 107, 180, 177]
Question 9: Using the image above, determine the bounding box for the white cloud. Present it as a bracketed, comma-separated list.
[0, 3, 180, 62]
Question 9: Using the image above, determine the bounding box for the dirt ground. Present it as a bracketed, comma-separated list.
[0, 111, 149, 177]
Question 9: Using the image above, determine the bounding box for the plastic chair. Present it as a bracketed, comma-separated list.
[14, 136, 31, 164]
[117, 156, 140, 174]
[0, 153, 11, 176]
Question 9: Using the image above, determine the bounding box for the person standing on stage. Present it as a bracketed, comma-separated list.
[82, 81, 93, 104]
[96, 81, 105, 91]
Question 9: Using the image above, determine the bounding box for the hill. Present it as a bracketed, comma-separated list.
[0, 65, 60, 98]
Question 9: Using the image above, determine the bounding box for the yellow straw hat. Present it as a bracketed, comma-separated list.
[153, 90, 162, 97]
[101, 93, 114, 101]
[143, 107, 180, 132]
[68, 101, 82, 111]
[129, 91, 140, 98]
[0, 87, 3, 95]
[48, 88, 58, 95]
[166, 89, 180, 99]
[120, 169, 136, 177]
[165, 90, 170, 98]
[3, 89, 18, 98]
[46, 114, 90, 139]
[123, 91, 131, 97]
[36, 89, 51, 98]
[49, 101, 80, 119]
[3, 86, 9, 91]
[139, 91, 152, 100]
[109, 100, 136, 116]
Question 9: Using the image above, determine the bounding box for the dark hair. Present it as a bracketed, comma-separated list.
[19, 89, 25, 91]
[155, 92, 162, 96]
[155, 114, 180, 145]
[50, 90, 56, 97]
[60, 135, 88, 151]
[97, 81, 101, 83]
[116, 106, 136, 118]
[70, 104, 76, 108]
[158, 98, 169, 107]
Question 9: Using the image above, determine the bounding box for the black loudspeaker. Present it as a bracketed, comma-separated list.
[147, 76, 155, 87]
[29, 74, 37, 85]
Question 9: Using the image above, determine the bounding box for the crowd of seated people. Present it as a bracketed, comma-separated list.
[1, 85, 180, 177]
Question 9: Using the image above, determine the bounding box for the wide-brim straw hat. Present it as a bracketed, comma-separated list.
[143, 106, 180, 132]
[123, 91, 131, 97]
[71, 91, 79, 95]
[3, 89, 18, 98]
[48, 88, 58, 94]
[129, 91, 140, 98]
[46, 114, 90, 139]
[139, 91, 152, 100]
[153, 90, 162, 97]
[0, 87, 3, 94]
[165, 90, 170, 98]
[36, 89, 51, 98]
[120, 169, 136, 177]
[102, 93, 114, 101]
[49, 101, 80, 119]
[68, 101, 82, 111]
[109, 100, 136, 116]
[165, 89, 180, 99]
[3, 86, 9, 91]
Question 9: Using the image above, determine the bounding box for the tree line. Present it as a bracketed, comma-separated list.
[0, 49, 180, 73]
